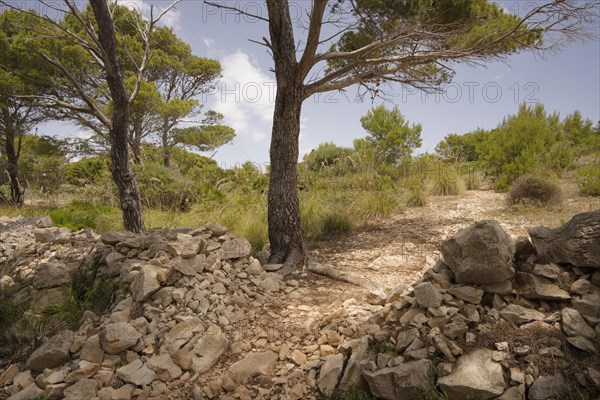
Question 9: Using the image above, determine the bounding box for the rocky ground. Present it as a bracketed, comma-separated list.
[0, 188, 599, 400]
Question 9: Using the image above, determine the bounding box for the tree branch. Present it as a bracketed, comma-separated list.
[297, 0, 328, 80]
[203, 1, 269, 22]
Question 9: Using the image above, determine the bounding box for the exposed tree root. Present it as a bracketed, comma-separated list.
[274, 247, 305, 277]
[305, 255, 368, 287]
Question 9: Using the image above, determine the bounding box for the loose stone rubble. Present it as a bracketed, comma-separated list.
[0, 210, 599, 400]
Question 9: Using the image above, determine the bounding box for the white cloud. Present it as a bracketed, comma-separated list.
[209, 50, 275, 142]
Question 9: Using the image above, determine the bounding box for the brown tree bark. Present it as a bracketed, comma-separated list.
[267, 85, 305, 272]
[90, 0, 145, 233]
[130, 119, 143, 165]
[265, 0, 306, 274]
[4, 125, 24, 207]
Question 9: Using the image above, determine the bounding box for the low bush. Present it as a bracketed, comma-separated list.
[0, 184, 10, 203]
[576, 163, 600, 196]
[462, 166, 482, 190]
[0, 292, 22, 338]
[334, 385, 377, 400]
[50, 201, 118, 231]
[300, 193, 328, 240]
[303, 142, 354, 175]
[429, 161, 463, 196]
[322, 209, 353, 237]
[350, 190, 398, 220]
[506, 175, 562, 206]
[133, 162, 198, 211]
[406, 186, 428, 207]
[63, 156, 111, 186]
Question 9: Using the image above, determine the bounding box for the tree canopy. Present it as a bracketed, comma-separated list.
[358, 105, 422, 165]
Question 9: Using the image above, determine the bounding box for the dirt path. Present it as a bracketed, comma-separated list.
[286, 186, 599, 332]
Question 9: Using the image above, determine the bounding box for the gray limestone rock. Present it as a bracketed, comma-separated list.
[529, 210, 600, 268]
[26, 330, 73, 371]
[438, 349, 506, 400]
[442, 221, 515, 284]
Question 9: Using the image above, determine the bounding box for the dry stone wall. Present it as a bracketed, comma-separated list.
[0, 210, 599, 400]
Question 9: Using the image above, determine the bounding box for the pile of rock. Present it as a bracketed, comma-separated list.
[1, 218, 315, 400]
[321, 210, 599, 400]
[1, 209, 598, 400]
[0, 215, 102, 311]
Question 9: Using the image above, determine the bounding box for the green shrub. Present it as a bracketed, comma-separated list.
[576, 164, 600, 196]
[50, 201, 118, 231]
[41, 258, 117, 329]
[351, 190, 398, 220]
[406, 186, 428, 207]
[429, 161, 463, 196]
[300, 193, 328, 240]
[478, 104, 577, 191]
[63, 156, 111, 186]
[463, 172, 481, 190]
[372, 340, 396, 354]
[322, 209, 353, 237]
[506, 175, 562, 206]
[0, 293, 22, 337]
[133, 162, 198, 210]
[303, 142, 354, 175]
[0, 184, 10, 203]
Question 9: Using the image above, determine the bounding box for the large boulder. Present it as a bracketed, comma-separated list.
[26, 330, 73, 371]
[529, 210, 600, 268]
[362, 359, 432, 400]
[164, 317, 204, 355]
[441, 221, 515, 284]
[146, 354, 183, 382]
[528, 374, 567, 400]
[438, 349, 506, 400]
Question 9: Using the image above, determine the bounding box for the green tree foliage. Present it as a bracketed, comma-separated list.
[17, 135, 67, 192]
[358, 105, 422, 166]
[303, 142, 354, 175]
[142, 27, 226, 166]
[435, 129, 488, 162]
[63, 156, 111, 186]
[562, 110, 598, 151]
[141, 144, 224, 185]
[0, 10, 54, 205]
[478, 104, 576, 191]
[171, 111, 235, 158]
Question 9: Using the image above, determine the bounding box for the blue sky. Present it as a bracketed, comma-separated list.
[43, 0, 600, 169]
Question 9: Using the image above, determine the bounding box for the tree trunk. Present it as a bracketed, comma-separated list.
[4, 127, 24, 207]
[267, 83, 305, 273]
[90, 0, 145, 233]
[131, 120, 142, 165]
[162, 119, 171, 167]
[265, 0, 306, 275]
